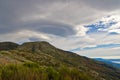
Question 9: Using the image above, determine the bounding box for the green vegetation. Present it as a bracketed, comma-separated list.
[0, 41, 120, 80]
[0, 63, 95, 80]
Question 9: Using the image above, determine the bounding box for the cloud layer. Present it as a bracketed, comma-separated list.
[0, 0, 120, 59]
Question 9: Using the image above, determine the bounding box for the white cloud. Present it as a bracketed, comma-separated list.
[0, 30, 50, 43]
[0, 0, 120, 59]
[95, 15, 120, 34]
[75, 25, 89, 36]
[75, 47, 120, 59]
[108, 21, 120, 34]
[112, 61, 120, 64]
[109, 29, 120, 34]
[18, 30, 50, 40]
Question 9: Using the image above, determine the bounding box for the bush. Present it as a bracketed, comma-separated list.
[23, 62, 39, 68]
[0, 64, 95, 80]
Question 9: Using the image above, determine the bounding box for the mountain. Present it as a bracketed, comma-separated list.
[0, 42, 19, 50]
[0, 41, 120, 80]
[95, 58, 120, 68]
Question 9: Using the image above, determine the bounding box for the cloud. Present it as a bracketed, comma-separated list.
[1, 0, 120, 25]
[82, 0, 120, 11]
[75, 25, 89, 36]
[75, 46, 120, 58]
[0, 30, 50, 43]
[0, 0, 108, 24]
[0, 0, 120, 59]
[1, 0, 120, 35]
[71, 44, 120, 52]
[98, 15, 120, 34]
[0, 19, 76, 37]
[108, 22, 120, 34]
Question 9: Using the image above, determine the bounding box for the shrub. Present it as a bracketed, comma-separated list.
[0, 64, 95, 80]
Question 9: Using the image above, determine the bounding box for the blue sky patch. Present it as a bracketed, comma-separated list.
[109, 32, 119, 35]
[70, 44, 120, 52]
[85, 20, 117, 34]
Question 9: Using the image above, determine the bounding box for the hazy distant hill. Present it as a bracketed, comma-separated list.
[95, 58, 120, 68]
[0, 41, 120, 80]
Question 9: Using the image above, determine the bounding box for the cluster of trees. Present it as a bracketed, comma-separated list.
[0, 62, 95, 80]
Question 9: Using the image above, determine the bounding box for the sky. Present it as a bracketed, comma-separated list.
[0, 0, 120, 60]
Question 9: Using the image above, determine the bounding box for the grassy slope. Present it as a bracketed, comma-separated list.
[0, 41, 120, 80]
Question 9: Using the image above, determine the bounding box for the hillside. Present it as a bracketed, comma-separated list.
[0, 41, 120, 80]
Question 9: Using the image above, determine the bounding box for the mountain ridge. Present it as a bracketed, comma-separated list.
[0, 41, 120, 80]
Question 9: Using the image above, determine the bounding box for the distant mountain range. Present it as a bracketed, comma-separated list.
[94, 58, 120, 68]
[0, 41, 120, 80]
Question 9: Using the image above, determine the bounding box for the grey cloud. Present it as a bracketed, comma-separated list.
[0, 0, 77, 37]
[0, 0, 100, 24]
[0, 0, 70, 24]
[29, 37, 47, 42]
[0, 0, 120, 37]
[23, 21, 75, 37]
[0, 20, 75, 37]
[29, 37, 41, 42]
[82, 0, 120, 11]
[1, 0, 120, 24]
[35, 25, 74, 37]
[1, 0, 120, 60]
